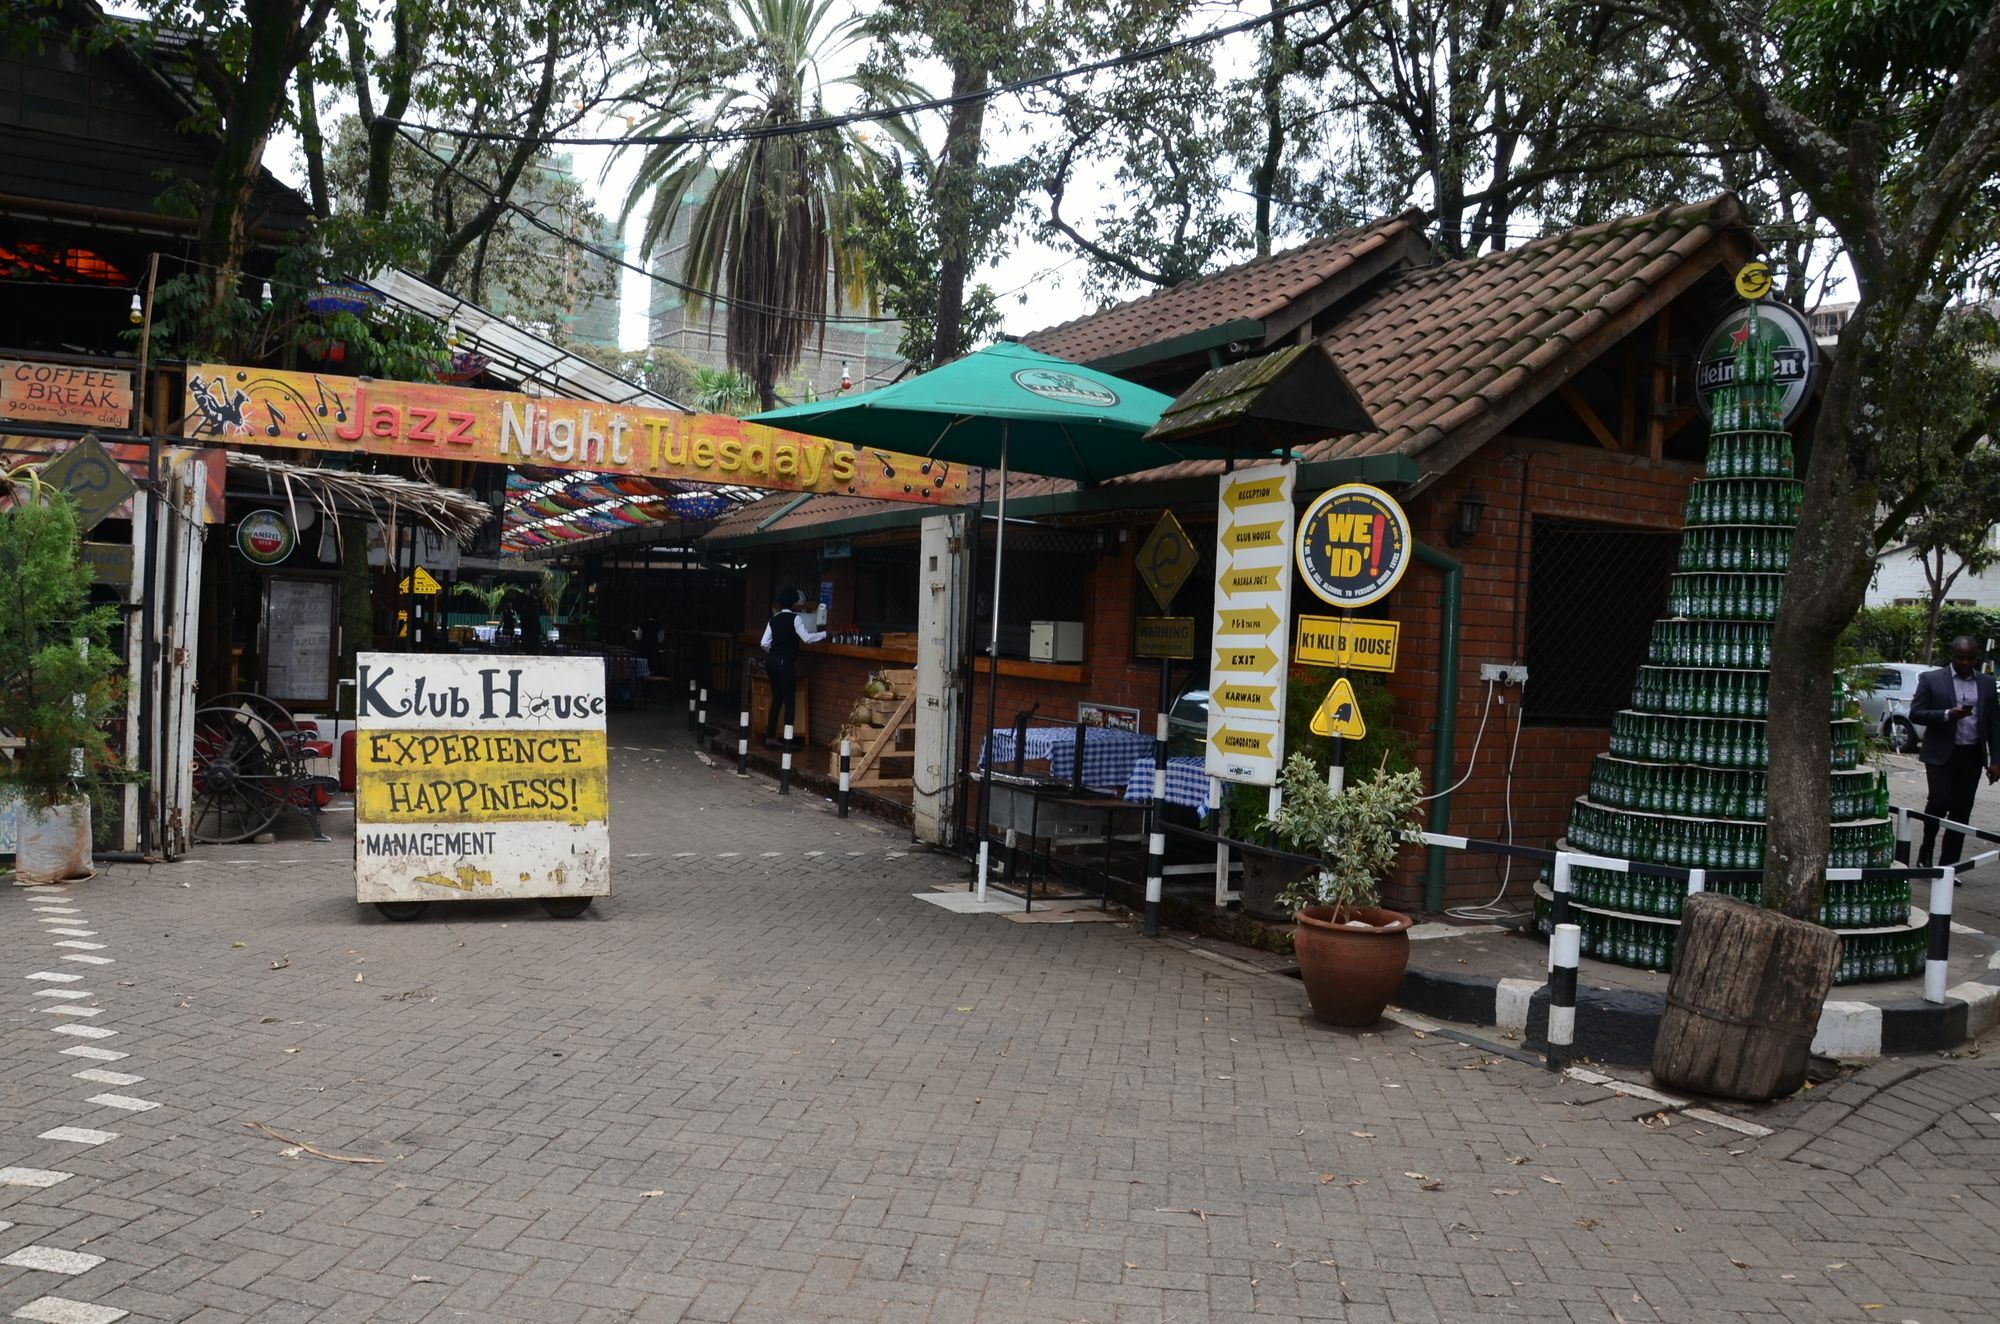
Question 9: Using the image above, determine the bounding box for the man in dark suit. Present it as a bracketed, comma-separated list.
[1909, 636, 2000, 866]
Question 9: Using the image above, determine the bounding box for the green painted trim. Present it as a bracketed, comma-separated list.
[755, 493, 815, 531]
[1082, 319, 1266, 373]
[1413, 539, 1463, 913]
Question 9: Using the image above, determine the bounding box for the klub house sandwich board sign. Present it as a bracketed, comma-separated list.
[353, 654, 610, 907]
[182, 364, 969, 504]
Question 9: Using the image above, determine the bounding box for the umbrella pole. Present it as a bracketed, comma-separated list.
[976, 424, 1009, 902]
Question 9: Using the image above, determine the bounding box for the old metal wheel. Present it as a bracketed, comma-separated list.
[189, 707, 297, 843]
[374, 901, 430, 922]
[539, 897, 593, 918]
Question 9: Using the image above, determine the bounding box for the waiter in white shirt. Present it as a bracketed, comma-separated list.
[759, 586, 826, 748]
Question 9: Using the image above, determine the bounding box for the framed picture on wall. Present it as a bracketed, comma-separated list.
[1078, 702, 1141, 732]
[261, 574, 340, 711]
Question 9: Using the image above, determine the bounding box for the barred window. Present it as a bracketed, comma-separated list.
[1523, 517, 1678, 725]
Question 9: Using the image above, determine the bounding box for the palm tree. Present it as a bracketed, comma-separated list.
[688, 366, 761, 416]
[617, 0, 921, 410]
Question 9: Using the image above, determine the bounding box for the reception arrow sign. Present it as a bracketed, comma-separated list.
[1221, 475, 1286, 511]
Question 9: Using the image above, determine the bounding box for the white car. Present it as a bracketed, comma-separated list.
[1847, 662, 1929, 754]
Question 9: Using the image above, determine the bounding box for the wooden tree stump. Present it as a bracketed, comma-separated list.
[1652, 892, 1839, 1101]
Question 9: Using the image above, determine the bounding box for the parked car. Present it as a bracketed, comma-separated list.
[1847, 662, 1930, 754]
[1166, 687, 1210, 756]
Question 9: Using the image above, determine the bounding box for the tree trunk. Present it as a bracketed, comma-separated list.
[931, 58, 989, 367]
[1251, 0, 1289, 258]
[1763, 319, 1886, 918]
[1653, 893, 1837, 1101]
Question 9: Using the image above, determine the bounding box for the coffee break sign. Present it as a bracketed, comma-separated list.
[353, 653, 610, 906]
[0, 359, 132, 430]
[182, 364, 969, 505]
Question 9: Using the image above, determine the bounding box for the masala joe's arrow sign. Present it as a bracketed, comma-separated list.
[1207, 461, 1296, 787]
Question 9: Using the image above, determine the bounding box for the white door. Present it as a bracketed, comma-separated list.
[913, 513, 967, 846]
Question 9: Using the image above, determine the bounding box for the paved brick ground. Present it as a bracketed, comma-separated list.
[3, 715, 1999, 1323]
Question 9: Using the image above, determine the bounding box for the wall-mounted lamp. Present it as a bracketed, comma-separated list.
[1446, 484, 1487, 547]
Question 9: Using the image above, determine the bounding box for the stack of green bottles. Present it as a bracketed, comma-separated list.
[1587, 758, 1882, 820]
[1607, 712, 1862, 768]
[1703, 428, 1794, 477]
[1530, 900, 1925, 982]
[1631, 667, 1774, 717]
[1683, 478, 1804, 526]
[1568, 803, 1891, 871]
[1534, 861, 1907, 926]
[1648, 620, 1772, 668]
[1677, 527, 1794, 573]
[1668, 573, 1786, 620]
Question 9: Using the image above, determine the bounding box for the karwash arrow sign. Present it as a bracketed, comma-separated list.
[1207, 462, 1296, 786]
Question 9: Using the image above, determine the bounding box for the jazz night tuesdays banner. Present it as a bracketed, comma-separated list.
[353, 653, 611, 905]
[181, 364, 969, 505]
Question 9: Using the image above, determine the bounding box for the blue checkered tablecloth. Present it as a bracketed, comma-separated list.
[1123, 756, 1217, 814]
[981, 726, 1157, 791]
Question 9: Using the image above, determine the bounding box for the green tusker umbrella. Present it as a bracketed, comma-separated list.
[751, 341, 1265, 896]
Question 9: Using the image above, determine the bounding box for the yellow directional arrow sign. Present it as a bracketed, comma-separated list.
[1219, 565, 1281, 597]
[1211, 682, 1278, 715]
[1221, 476, 1286, 511]
[1310, 677, 1367, 740]
[1216, 605, 1281, 635]
[1214, 643, 1281, 674]
[1211, 726, 1275, 759]
[1224, 520, 1286, 551]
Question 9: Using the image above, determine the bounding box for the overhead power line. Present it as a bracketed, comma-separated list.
[380, 0, 1339, 149]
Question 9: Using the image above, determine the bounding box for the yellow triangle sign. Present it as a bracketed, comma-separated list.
[398, 566, 442, 596]
[1310, 677, 1366, 739]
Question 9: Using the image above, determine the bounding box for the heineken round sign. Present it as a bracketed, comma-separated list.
[1011, 368, 1118, 408]
[1295, 483, 1411, 608]
[1696, 299, 1818, 428]
[237, 509, 295, 565]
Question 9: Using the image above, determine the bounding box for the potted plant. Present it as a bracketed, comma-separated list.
[1267, 752, 1424, 1027]
[0, 472, 123, 885]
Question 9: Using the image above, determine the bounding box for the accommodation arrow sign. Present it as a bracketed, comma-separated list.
[1222, 477, 1286, 511]
[1211, 726, 1275, 758]
[1214, 643, 1280, 673]
[1212, 683, 1278, 715]
[1217, 606, 1280, 635]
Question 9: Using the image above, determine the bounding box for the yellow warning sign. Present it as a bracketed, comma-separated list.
[398, 566, 442, 595]
[1136, 510, 1197, 611]
[1309, 677, 1366, 740]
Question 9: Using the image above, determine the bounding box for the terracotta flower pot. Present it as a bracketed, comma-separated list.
[1293, 904, 1413, 1027]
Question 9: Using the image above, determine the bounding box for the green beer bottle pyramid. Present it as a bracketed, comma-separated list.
[1536, 302, 1924, 983]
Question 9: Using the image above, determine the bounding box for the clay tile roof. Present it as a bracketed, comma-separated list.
[1023, 210, 1429, 365]
[1124, 193, 1748, 486]
[705, 469, 1072, 543]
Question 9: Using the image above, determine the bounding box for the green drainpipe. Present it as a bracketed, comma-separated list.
[1414, 540, 1463, 913]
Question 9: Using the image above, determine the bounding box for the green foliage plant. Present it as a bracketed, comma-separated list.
[1265, 752, 1423, 920]
[0, 475, 124, 810]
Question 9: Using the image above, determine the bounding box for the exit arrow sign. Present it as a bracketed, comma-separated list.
[1214, 643, 1280, 673]
[1217, 606, 1280, 635]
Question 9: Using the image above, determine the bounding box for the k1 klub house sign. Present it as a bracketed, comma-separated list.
[353, 654, 610, 907]
[182, 364, 971, 503]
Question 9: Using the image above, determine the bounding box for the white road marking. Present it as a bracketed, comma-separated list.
[34, 991, 90, 1000]
[673, 852, 698, 858]
[49, 1025, 116, 1039]
[59, 1047, 126, 1062]
[29, 908, 80, 916]
[0, 1168, 73, 1187]
[760, 851, 783, 857]
[37, 1129, 116, 1147]
[717, 852, 739, 858]
[26, 972, 83, 983]
[1, 1247, 104, 1275]
[51, 941, 106, 951]
[60, 955, 113, 966]
[84, 1095, 157, 1113]
[44, 929, 95, 938]
[71, 1070, 142, 1087]
[12, 1298, 129, 1323]
[40, 1007, 103, 1018]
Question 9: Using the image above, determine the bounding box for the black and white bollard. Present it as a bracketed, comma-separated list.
[1143, 712, 1168, 937]
[837, 739, 851, 817]
[1547, 921, 1581, 1071]
[737, 709, 750, 777]
[1925, 865, 1955, 1004]
[778, 723, 794, 794]
[1549, 851, 1573, 941]
[687, 679, 698, 732]
[1893, 807, 1913, 866]
[697, 687, 708, 734]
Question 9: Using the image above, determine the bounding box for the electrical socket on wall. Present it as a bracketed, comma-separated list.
[1480, 663, 1529, 685]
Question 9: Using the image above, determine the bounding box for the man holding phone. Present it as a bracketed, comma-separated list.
[1911, 636, 2000, 867]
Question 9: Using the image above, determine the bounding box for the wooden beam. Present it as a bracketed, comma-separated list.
[849, 688, 917, 784]
[1647, 308, 1673, 462]
[1559, 383, 1620, 450]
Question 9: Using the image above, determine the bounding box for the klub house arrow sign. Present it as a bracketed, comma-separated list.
[1206, 461, 1296, 786]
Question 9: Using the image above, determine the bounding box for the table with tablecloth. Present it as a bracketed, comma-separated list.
[1122, 755, 1218, 815]
[980, 726, 1158, 789]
